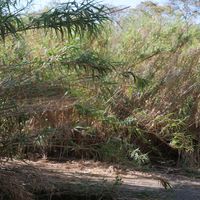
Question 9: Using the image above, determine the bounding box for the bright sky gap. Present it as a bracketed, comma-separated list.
[22, 0, 169, 11]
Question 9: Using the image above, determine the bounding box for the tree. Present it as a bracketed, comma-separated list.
[169, 0, 200, 20]
[0, 0, 110, 41]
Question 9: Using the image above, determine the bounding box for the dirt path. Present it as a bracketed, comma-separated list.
[2, 160, 200, 200]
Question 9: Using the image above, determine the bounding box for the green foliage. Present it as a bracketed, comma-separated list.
[99, 138, 125, 163]
[0, 0, 200, 168]
[170, 132, 194, 152]
[30, 0, 110, 39]
[129, 148, 149, 166]
[99, 138, 149, 166]
[0, 0, 25, 41]
[0, 0, 110, 41]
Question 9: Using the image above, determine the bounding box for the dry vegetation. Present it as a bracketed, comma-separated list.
[0, 0, 200, 199]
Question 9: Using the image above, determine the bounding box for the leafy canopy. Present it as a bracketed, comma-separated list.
[0, 0, 110, 41]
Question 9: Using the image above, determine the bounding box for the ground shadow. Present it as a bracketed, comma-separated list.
[1, 160, 200, 200]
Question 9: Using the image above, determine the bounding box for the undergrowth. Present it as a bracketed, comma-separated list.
[0, 0, 200, 169]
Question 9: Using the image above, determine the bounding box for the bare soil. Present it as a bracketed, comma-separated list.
[1, 159, 200, 200]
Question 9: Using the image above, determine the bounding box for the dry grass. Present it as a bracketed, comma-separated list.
[0, 170, 32, 200]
